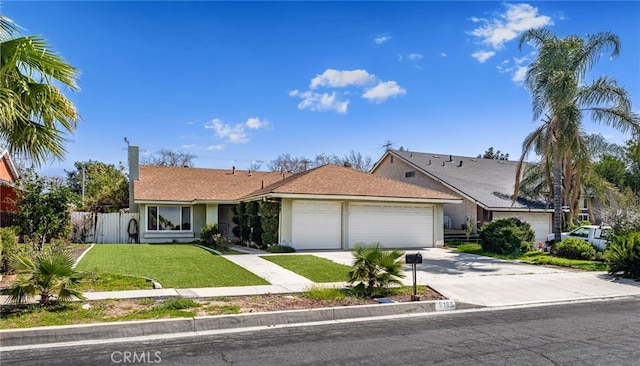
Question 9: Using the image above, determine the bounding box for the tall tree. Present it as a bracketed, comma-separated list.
[514, 29, 640, 243]
[65, 160, 129, 212]
[0, 15, 80, 166]
[142, 149, 197, 167]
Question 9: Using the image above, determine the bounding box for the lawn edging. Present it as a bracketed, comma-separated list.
[72, 243, 95, 269]
[0, 300, 480, 348]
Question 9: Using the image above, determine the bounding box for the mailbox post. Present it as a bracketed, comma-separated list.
[405, 252, 422, 301]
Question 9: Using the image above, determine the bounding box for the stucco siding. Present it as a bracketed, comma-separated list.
[279, 198, 293, 244]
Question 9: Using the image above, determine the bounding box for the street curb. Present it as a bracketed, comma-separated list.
[0, 300, 480, 347]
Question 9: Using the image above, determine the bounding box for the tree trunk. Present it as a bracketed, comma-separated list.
[553, 147, 563, 243]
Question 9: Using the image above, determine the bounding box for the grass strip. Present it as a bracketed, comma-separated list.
[261, 254, 351, 282]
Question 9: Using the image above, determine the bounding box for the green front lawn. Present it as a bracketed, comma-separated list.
[455, 243, 607, 271]
[261, 254, 351, 282]
[76, 244, 269, 288]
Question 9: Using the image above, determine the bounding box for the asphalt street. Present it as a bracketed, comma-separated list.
[2, 297, 639, 366]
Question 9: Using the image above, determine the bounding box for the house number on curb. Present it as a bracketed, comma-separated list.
[435, 300, 456, 311]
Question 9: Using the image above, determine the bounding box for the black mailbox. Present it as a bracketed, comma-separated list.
[406, 253, 422, 264]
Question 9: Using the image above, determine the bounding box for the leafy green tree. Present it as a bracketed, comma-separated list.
[65, 160, 129, 212]
[593, 154, 627, 191]
[347, 243, 405, 296]
[5, 248, 85, 306]
[514, 29, 640, 243]
[16, 169, 73, 250]
[478, 147, 509, 160]
[0, 15, 79, 166]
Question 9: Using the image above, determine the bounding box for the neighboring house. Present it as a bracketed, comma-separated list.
[371, 150, 553, 243]
[0, 148, 20, 227]
[131, 147, 462, 249]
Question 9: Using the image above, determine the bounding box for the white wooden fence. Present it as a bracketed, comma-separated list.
[71, 212, 140, 244]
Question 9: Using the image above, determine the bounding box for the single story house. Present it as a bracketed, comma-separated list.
[130, 147, 462, 249]
[371, 150, 553, 243]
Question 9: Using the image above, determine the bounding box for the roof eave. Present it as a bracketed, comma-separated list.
[248, 192, 462, 204]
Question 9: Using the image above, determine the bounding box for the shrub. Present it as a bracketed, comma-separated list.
[266, 244, 296, 253]
[347, 243, 405, 297]
[552, 237, 597, 260]
[259, 201, 280, 246]
[605, 232, 640, 279]
[199, 223, 220, 247]
[0, 227, 19, 274]
[478, 218, 534, 255]
[6, 248, 85, 306]
[212, 234, 231, 252]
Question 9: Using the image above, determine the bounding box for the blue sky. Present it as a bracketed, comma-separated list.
[4, 1, 639, 176]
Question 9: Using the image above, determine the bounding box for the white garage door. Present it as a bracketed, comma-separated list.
[348, 203, 433, 248]
[292, 200, 342, 250]
[493, 212, 551, 244]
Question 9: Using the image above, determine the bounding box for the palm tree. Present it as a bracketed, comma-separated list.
[347, 243, 405, 295]
[0, 14, 79, 166]
[5, 248, 85, 306]
[514, 28, 640, 243]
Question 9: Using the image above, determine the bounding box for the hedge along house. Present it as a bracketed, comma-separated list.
[371, 150, 553, 243]
[130, 146, 462, 249]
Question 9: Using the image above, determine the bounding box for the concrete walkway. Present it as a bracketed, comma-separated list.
[3, 246, 640, 307]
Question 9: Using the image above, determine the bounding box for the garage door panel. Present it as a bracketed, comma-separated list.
[348, 203, 433, 248]
[292, 200, 341, 250]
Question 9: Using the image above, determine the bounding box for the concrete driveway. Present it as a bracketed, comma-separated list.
[310, 248, 640, 306]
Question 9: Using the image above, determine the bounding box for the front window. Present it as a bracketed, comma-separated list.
[147, 206, 191, 231]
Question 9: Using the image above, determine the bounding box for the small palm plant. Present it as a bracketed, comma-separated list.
[605, 233, 640, 279]
[347, 243, 405, 296]
[5, 248, 85, 306]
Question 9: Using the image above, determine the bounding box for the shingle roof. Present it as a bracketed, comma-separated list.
[245, 164, 461, 201]
[386, 150, 548, 209]
[134, 165, 287, 202]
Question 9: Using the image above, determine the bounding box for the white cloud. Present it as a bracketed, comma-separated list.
[205, 119, 248, 143]
[207, 144, 226, 151]
[497, 57, 530, 83]
[407, 53, 423, 61]
[290, 90, 349, 114]
[362, 81, 406, 103]
[291, 69, 405, 113]
[470, 3, 553, 50]
[440, 52, 447, 57]
[512, 66, 527, 82]
[310, 69, 376, 89]
[245, 117, 269, 129]
[472, 50, 496, 63]
[374, 35, 391, 44]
